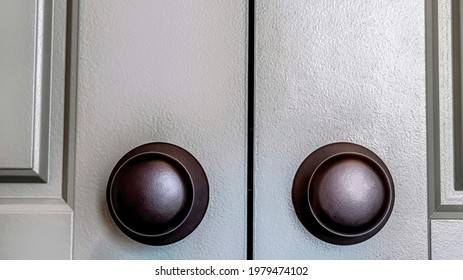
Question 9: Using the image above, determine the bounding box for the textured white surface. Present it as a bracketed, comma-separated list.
[74, 0, 247, 259]
[255, 0, 427, 259]
[431, 220, 463, 259]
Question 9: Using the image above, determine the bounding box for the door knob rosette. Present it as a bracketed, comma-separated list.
[292, 142, 394, 245]
[106, 142, 209, 245]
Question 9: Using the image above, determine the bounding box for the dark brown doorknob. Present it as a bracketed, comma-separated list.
[292, 142, 394, 245]
[106, 142, 209, 245]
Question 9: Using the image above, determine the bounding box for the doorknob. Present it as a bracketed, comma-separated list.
[292, 142, 394, 245]
[106, 142, 209, 245]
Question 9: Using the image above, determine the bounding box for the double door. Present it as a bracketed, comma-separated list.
[0, 0, 461, 259]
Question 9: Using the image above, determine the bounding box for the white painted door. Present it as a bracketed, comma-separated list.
[0, 0, 247, 259]
[253, 0, 463, 259]
[71, 0, 248, 259]
[254, 0, 427, 259]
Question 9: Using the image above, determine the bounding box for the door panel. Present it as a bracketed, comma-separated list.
[254, 0, 427, 259]
[0, 0, 53, 185]
[73, 0, 248, 259]
[0, 207, 72, 259]
[0, 0, 41, 174]
[427, 0, 463, 259]
[0, 0, 72, 259]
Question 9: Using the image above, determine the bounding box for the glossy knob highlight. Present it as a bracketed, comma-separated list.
[107, 142, 209, 245]
[292, 142, 394, 245]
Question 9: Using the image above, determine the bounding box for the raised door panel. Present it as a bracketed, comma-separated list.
[0, 0, 50, 182]
[254, 0, 427, 259]
[0, 0, 37, 171]
[73, 0, 248, 259]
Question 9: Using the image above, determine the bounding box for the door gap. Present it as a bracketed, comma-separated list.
[247, 0, 255, 261]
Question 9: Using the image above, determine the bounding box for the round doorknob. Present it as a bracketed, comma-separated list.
[106, 142, 209, 245]
[292, 142, 394, 245]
